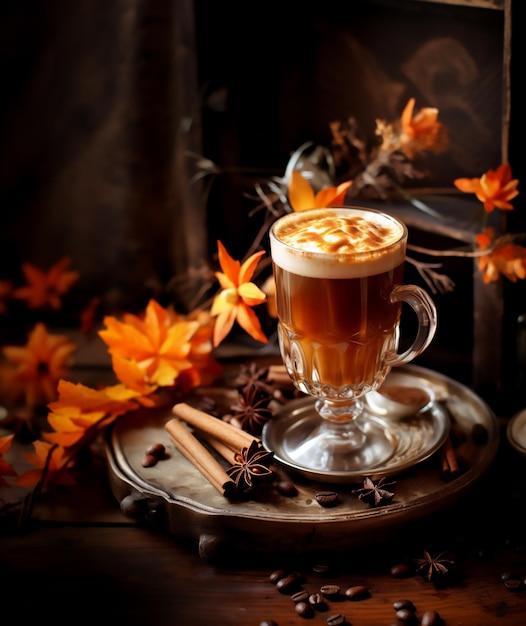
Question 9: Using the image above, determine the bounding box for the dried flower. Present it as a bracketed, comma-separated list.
[352, 476, 396, 507]
[476, 228, 526, 284]
[288, 170, 352, 212]
[226, 439, 274, 492]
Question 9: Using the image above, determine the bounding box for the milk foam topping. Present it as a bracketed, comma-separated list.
[270, 208, 406, 278]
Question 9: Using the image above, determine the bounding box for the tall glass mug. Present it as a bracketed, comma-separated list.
[268, 206, 437, 474]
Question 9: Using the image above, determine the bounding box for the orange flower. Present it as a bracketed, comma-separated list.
[399, 98, 448, 159]
[1, 323, 76, 408]
[99, 299, 199, 390]
[0, 433, 16, 486]
[288, 170, 352, 212]
[12, 256, 79, 309]
[211, 241, 268, 347]
[15, 440, 75, 488]
[475, 228, 526, 283]
[454, 164, 519, 213]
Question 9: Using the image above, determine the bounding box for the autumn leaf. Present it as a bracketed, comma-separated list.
[211, 241, 268, 347]
[288, 170, 352, 212]
[1, 323, 76, 408]
[454, 163, 519, 213]
[0, 433, 16, 486]
[12, 256, 79, 310]
[15, 441, 76, 488]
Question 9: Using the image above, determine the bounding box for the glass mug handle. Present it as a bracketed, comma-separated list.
[385, 285, 438, 367]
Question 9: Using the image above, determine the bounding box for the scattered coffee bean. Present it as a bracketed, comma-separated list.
[504, 577, 524, 592]
[141, 453, 158, 468]
[269, 569, 288, 584]
[259, 620, 278, 626]
[326, 613, 346, 626]
[291, 590, 309, 603]
[395, 608, 417, 623]
[295, 601, 314, 618]
[344, 584, 370, 600]
[308, 592, 328, 610]
[315, 491, 340, 507]
[276, 575, 301, 594]
[421, 609, 443, 626]
[471, 422, 488, 444]
[320, 584, 341, 599]
[392, 599, 416, 612]
[275, 480, 298, 497]
[145, 442, 165, 459]
[312, 563, 333, 577]
[390, 563, 413, 578]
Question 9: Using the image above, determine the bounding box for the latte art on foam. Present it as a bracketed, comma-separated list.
[270, 207, 406, 279]
[278, 213, 401, 254]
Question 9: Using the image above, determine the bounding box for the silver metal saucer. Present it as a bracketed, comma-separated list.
[262, 374, 449, 483]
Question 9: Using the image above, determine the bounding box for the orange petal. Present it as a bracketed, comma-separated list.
[288, 170, 316, 211]
[236, 304, 268, 344]
[217, 241, 242, 285]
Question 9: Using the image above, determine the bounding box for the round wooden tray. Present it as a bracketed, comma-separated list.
[104, 365, 499, 559]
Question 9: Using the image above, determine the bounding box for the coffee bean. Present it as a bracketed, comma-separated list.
[326, 614, 346, 625]
[259, 620, 278, 626]
[312, 563, 333, 577]
[320, 584, 341, 599]
[344, 585, 370, 600]
[315, 491, 340, 507]
[276, 575, 300, 594]
[141, 453, 158, 467]
[395, 608, 417, 623]
[145, 442, 165, 458]
[291, 590, 309, 603]
[295, 601, 314, 618]
[392, 599, 416, 612]
[390, 563, 413, 578]
[269, 569, 288, 584]
[308, 592, 327, 610]
[421, 609, 443, 626]
[504, 577, 524, 592]
[275, 480, 298, 497]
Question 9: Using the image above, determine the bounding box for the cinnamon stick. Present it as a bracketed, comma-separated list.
[440, 436, 460, 481]
[171, 402, 257, 451]
[165, 418, 233, 495]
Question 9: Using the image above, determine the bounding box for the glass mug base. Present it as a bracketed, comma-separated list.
[281, 406, 398, 472]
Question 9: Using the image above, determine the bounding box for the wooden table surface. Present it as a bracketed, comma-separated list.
[1, 361, 526, 626]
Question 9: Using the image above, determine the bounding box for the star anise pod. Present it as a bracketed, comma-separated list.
[226, 439, 274, 493]
[351, 476, 396, 507]
[229, 384, 273, 436]
[233, 362, 272, 395]
[415, 550, 454, 582]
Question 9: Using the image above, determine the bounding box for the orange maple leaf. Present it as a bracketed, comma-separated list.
[15, 440, 76, 488]
[12, 256, 79, 310]
[454, 163, 519, 213]
[1, 323, 76, 409]
[0, 433, 16, 486]
[400, 97, 448, 159]
[99, 299, 200, 389]
[211, 241, 268, 347]
[288, 170, 352, 212]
